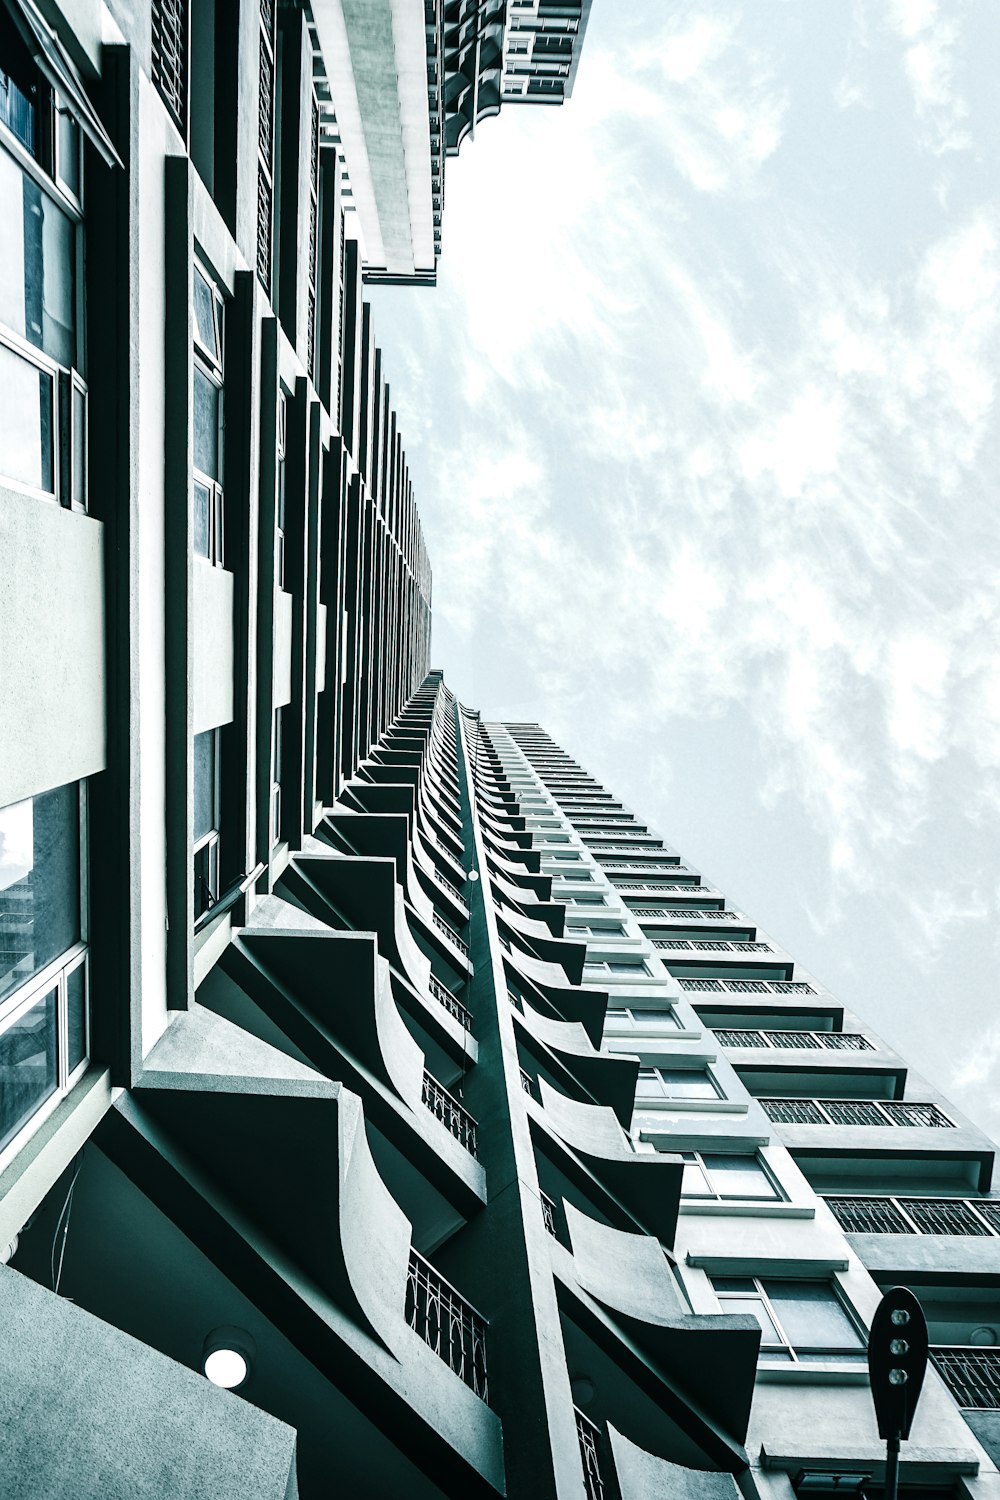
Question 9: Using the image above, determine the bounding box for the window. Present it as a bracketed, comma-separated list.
[563, 894, 605, 906]
[636, 1067, 720, 1100]
[192, 264, 224, 565]
[680, 1151, 780, 1201]
[271, 707, 284, 847]
[569, 922, 625, 937]
[605, 1006, 678, 1031]
[275, 388, 287, 587]
[583, 958, 649, 977]
[0, 782, 88, 1160]
[711, 1277, 865, 1364]
[193, 728, 220, 917]
[0, 15, 86, 509]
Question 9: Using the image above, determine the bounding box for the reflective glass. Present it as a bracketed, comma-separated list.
[193, 366, 220, 478]
[193, 478, 212, 558]
[0, 157, 75, 365]
[0, 341, 54, 491]
[66, 961, 86, 1073]
[721, 1293, 787, 1349]
[0, 985, 57, 1152]
[193, 731, 218, 841]
[763, 1281, 864, 1353]
[703, 1154, 779, 1200]
[55, 105, 80, 198]
[635, 1068, 664, 1099]
[71, 383, 86, 506]
[680, 1157, 713, 1198]
[636, 1009, 677, 1029]
[193, 270, 220, 361]
[657, 1069, 719, 1099]
[0, 784, 80, 1007]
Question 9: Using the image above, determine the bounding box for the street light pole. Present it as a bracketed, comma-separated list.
[867, 1286, 929, 1500]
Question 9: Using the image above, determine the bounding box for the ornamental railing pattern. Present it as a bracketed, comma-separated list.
[405, 1250, 488, 1401]
[637, 908, 738, 920]
[431, 909, 470, 958]
[678, 978, 815, 995]
[826, 1196, 1000, 1236]
[575, 1408, 606, 1500]
[932, 1348, 1000, 1409]
[421, 1072, 479, 1156]
[653, 938, 773, 953]
[760, 1097, 953, 1129]
[427, 974, 473, 1031]
[716, 1029, 873, 1051]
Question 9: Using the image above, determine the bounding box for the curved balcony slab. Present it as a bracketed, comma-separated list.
[537, 1081, 683, 1246]
[280, 851, 433, 1000]
[517, 1004, 639, 1127]
[497, 909, 586, 984]
[505, 952, 607, 1046]
[608, 1428, 744, 1500]
[490, 873, 565, 935]
[0, 1259, 300, 1500]
[486, 852, 552, 900]
[565, 1205, 760, 1447]
[217, 930, 485, 1213]
[347, 781, 416, 818]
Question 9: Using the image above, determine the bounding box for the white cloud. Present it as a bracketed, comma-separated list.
[887, 0, 973, 154]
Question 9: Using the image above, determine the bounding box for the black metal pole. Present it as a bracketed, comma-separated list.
[884, 1435, 900, 1500]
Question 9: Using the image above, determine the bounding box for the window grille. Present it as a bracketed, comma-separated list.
[151, 0, 188, 135]
[427, 973, 472, 1031]
[826, 1197, 914, 1234]
[883, 1101, 952, 1128]
[519, 1066, 534, 1097]
[717, 1028, 872, 1050]
[760, 1098, 954, 1129]
[574, 1409, 605, 1500]
[540, 1192, 558, 1239]
[405, 1250, 488, 1400]
[679, 978, 816, 996]
[898, 1199, 993, 1236]
[421, 1072, 478, 1156]
[932, 1348, 1000, 1409]
[759, 1098, 827, 1124]
[822, 1099, 886, 1127]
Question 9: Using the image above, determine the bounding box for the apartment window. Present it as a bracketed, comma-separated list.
[0, 14, 86, 509]
[569, 922, 625, 938]
[606, 1006, 678, 1030]
[636, 1067, 720, 1100]
[193, 728, 220, 917]
[270, 707, 284, 847]
[275, 388, 287, 587]
[711, 1277, 866, 1364]
[564, 894, 604, 906]
[0, 782, 88, 1159]
[192, 264, 224, 564]
[583, 958, 649, 977]
[681, 1152, 780, 1201]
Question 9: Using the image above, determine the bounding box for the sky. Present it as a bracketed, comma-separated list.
[369, 1, 1000, 1141]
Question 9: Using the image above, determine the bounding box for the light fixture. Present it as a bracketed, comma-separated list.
[570, 1374, 595, 1408]
[202, 1327, 256, 1390]
[972, 1326, 997, 1346]
[794, 1472, 871, 1495]
[468, 869, 479, 882]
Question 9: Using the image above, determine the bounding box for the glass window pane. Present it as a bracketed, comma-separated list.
[66, 961, 87, 1073]
[762, 1281, 864, 1352]
[0, 785, 80, 1007]
[193, 366, 219, 478]
[635, 1009, 677, 1029]
[720, 1292, 786, 1347]
[193, 270, 220, 361]
[635, 1068, 664, 1099]
[193, 478, 212, 558]
[193, 731, 218, 841]
[0, 341, 54, 492]
[702, 1154, 779, 1200]
[657, 1069, 719, 1099]
[0, 160, 75, 366]
[71, 383, 86, 507]
[0, 986, 58, 1152]
[55, 104, 81, 198]
[681, 1159, 714, 1198]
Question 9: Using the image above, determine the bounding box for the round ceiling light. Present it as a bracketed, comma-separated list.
[202, 1327, 256, 1390]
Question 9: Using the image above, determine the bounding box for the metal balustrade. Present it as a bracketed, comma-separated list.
[430, 864, 468, 906]
[421, 1072, 479, 1156]
[575, 1409, 606, 1500]
[827, 1195, 1000, 1237]
[760, 1097, 953, 1129]
[638, 908, 739, 921]
[519, 1066, 535, 1097]
[932, 1348, 1000, 1408]
[431, 910, 470, 957]
[679, 978, 816, 995]
[540, 1192, 558, 1239]
[405, 1251, 489, 1401]
[427, 974, 473, 1031]
[652, 938, 774, 953]
[716, 1029, 873, 1051]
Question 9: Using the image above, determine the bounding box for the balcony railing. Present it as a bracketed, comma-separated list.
[575, 1408, 606, 1500]
[625, 891, 717, 904]
[421, 1072, 479, 1156]
[760, 1097, 953, 1129]
[679, 978, 815, 995]
[636, 907, 738, 920]
[540, 1191, 558, 1239]
[430, 864, 468, 908]
[653, 938, 773, 953]
[432, 909, 470, 958]
[716, 1029, 873, 1051]
[427, 973, 473, 1031]
[405, 1250, 488, 1401]
[827, 1195, 1000, 1237]
[932, 1347, 1000, 1408]
[519, 1066, 535, 1097]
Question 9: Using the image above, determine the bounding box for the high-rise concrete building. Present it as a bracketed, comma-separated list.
[2, 0, 999, 1498]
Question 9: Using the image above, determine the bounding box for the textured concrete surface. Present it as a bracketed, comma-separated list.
[193, 558, 235, 733]
[0, 1266, 298, 1499]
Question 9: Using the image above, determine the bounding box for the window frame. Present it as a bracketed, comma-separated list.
[193, 728, 221, 917]
[635, 1065, 722, 1101]
[712, 1275, 866, 1364]
[192, 261, 225, 567]
[679, 1149, 783, 1202]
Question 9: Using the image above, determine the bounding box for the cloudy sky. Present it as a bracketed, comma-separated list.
[370, 1, 1000, 1139]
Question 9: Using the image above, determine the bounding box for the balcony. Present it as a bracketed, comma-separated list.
[679, 978, 815, 996]
[422, 1071, 479, 1157]
[428, 972, 472, 1031]
[932, 1347, 1000, 1408]
[827, 1195, 1000, 1235]
[760, 1097, 952, 1127]
[717, 1029, 873, 1051]
[405, 1249, 488, 1401]
[652, 939, 773, 954]
[431, 909, 470, 959]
